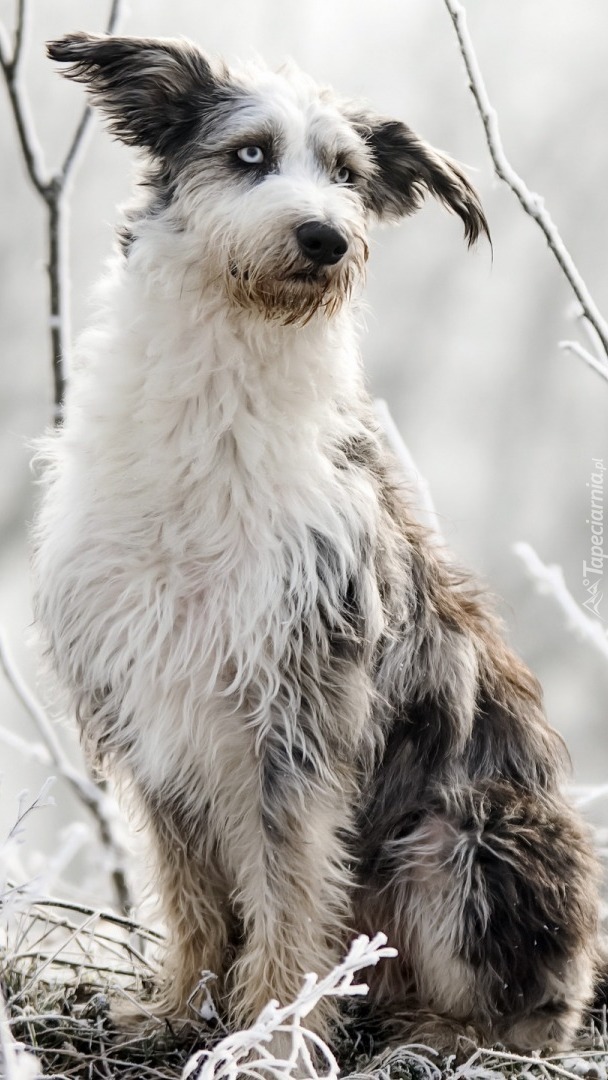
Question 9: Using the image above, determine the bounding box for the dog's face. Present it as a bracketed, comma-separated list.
[48, 34, 489, 323]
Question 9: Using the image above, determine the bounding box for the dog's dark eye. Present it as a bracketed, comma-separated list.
[334, 165, 352, 185]
[237, 146, 265, 165]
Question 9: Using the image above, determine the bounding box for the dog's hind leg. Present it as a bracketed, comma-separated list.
[359, 780, 598, 1053]
[363, 490, 600, 1051]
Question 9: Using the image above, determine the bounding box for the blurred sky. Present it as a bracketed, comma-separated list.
[1, 1, 607, 856]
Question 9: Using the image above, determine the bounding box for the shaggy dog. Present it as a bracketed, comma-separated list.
[33, 33, 600, 1054]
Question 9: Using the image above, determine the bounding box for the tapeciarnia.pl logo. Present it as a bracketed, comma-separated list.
[582, 458, 606, 619]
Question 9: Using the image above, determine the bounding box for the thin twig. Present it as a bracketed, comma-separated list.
[11, 0, 27, 75]
[12, 910, 154, 971]
[572, 782, 608, 808]
[559, 340, 608, 384]
[0, 724, 49, 764]
[442, 0, 608, 372]
[0, 984, 41, 1080]
[513, 542, 608, 662]
[461, 1046, 589, 1080]
[10, 914, 101, 1006]
[29, 894, 164, 941]
[0, 40, 49, 196]
[11, 955, 141, 979]
[0, 0, 124, 419]
[0, 628, 133, 915]
[61, 0, 123, 183]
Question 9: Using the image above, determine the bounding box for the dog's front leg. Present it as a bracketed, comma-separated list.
[223, 726, 356, 1041]
[142, 792, 235, 1022]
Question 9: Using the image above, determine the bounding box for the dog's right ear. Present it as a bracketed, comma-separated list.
[346, 109, 490, 248]
[47, 33, 228, 157]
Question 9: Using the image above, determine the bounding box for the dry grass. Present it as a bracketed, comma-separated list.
[2, 896, 214, 1079]
[3, 896, 608, 1080]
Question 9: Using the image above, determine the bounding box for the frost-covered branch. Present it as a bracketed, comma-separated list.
[0, 0, 124, 420]
[0, 628, 133, 915]
[184, 934, 397, 1080]
[558, 340, 608, 385]
[60, 0, 122, 181]
[513, 542, 608, 662]
[0, 986, 42, 1080]
[0, 782, 93, 927]
[442, 0, 608, 377]
[1, 780, 59, 921]
[571, 782, 608, 809]
[0, 2, 48, 198]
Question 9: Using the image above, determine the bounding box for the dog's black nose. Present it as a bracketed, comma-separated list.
[296, 222, 348, 266]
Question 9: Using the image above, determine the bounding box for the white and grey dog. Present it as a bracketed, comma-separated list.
[33, 33, 600, 1054]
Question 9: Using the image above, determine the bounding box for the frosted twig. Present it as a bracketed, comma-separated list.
[442, 0, 608, 374]
[9, 913, 100, 1005]
[571, 783, 608, 808]
[0, 0, 124, 419]
[513, 542, 608, 661]
[61, 0, 123, 180]
[184, 933, 397, 1080]
[344, 1044, 444, 1080]
[0, 985, 42, 1080]
[11, 907, 154, 969]
[0, 724, 50, 764]
[0, 627, 133, 915]
[456, 1046, 588, 1080]
[558, 340, 608, 384]
[1, 781, 58, 921]
[0, 1, 48, 197]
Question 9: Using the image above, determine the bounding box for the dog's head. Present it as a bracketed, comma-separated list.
[48, 34, 489, 323]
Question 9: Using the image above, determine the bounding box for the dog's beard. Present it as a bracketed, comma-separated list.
[224, 242, 368, 325]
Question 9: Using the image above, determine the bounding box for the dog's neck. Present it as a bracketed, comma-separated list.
[67, 233, 370, 480]
[77, 230, 364, 420]
[61, 234, 376, 587]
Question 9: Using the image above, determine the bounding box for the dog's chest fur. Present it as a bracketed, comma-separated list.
[35, 256, 386, 798]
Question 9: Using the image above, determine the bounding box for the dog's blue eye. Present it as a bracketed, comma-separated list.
[237, 146, 265, 165]
[335, 165, 351, 185]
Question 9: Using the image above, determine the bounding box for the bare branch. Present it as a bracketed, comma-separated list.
[0, 984, 41, 1080]
[106, 0, 123, 32]
[559, 340, 608, 384]
[30, 894, 164, 941]
[61, 106, 94, 184]
[0, 0, 124, 421]
[11, 0, 28, 70]
[0, 21, 10, 66]
[513, 542, 608, 662]
[47, 189, 68, 419]
[443, 0, 608, 370]
[572, 782, 608, 808]
[576, 303, 608, 363]
[61, 0, 123, 183]
[0, 42, 49, 197]
[0, 724, 50, 764]
[0, 628, 133, 915]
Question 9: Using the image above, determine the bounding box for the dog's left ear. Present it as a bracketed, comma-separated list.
[47, 32, 229, 158]
[352, 114, 490, 247]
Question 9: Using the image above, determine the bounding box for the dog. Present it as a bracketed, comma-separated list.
[33, 32, 600, 1055]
